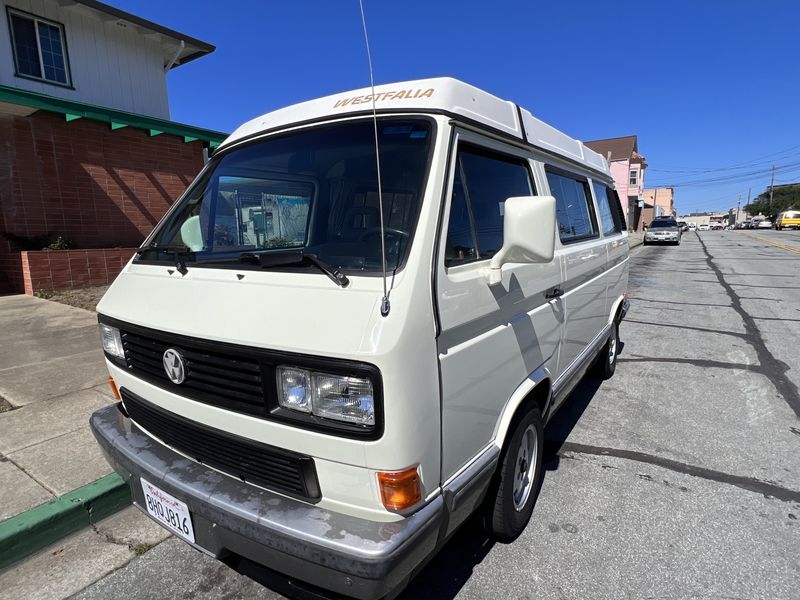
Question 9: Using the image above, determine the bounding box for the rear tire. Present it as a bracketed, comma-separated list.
[594, 321, 619, 380]
[483, 406, 544, 542]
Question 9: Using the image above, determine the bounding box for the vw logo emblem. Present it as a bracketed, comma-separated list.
[162, 348, 186, 384]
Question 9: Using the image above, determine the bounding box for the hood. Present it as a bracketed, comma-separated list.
[97, 263, 388, 359]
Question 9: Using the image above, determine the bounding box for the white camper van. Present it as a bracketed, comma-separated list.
[91, 78, 629, 599]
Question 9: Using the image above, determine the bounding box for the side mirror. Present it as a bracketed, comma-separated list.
[485, 195, 557, 285]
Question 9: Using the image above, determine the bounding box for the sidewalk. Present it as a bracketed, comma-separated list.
[628, 231, 644, 248]
[0, 295, 130, 569]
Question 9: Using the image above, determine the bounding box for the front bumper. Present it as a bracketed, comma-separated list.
[644, 232, 680, 242]
[89, 404, 443, 600]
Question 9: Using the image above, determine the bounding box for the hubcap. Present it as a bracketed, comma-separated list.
[512, 425, 538, 511]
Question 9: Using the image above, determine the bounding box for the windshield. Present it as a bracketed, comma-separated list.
[650, 219, 677, 228]
[139, 118, 434, 273]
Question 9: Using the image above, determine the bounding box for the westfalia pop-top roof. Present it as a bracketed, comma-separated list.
[220, 77, 609, 176]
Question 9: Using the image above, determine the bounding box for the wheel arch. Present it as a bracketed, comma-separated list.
[492, 367, 551, 452]
[608, 293, 626, 325]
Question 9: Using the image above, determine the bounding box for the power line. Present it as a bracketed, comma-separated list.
[647, 161, 800, 188]
[648, 142, 800, 173]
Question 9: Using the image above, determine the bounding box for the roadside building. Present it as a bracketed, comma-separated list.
[643, 188, 674, 218]
[680, 212, 728, 228]
[0, 0, 226, 293]
[585, 135, 647, 231]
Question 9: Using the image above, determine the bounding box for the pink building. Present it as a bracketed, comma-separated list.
[585, 135, 648, 231]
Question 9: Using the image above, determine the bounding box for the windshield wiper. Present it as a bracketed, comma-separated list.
[239, 251, 349, 288]
[136, 242, 195, 275]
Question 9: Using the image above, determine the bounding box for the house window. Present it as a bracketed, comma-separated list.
[7, 9, 71, 86]
[629, 169, 638, 186]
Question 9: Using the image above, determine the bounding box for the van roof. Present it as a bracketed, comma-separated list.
[220, 77, 610, 176]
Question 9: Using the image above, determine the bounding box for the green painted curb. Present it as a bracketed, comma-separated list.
[0, 473, 130, 571]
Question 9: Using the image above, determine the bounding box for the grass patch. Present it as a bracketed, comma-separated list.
[34, 288, 55, 299]
[132, 542, 156, 556]
[0, 394, 14, 413]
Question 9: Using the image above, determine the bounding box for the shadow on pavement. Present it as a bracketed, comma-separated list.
[224, 351, 615, 600]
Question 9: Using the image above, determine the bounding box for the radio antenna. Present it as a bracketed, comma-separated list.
[358, 0, 390, 317]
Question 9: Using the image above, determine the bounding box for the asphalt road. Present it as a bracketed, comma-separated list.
[73, 230, 800, 600]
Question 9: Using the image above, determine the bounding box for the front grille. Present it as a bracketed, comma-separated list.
[121, 389, 320, 502]
[121, 330, 266, 417]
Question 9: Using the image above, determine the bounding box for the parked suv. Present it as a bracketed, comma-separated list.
[90, 78, 630, 600]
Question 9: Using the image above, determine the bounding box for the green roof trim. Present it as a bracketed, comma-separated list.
[0, 84, 227, 146]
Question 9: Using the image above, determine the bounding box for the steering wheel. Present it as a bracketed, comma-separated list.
[358, 227, 410, 243]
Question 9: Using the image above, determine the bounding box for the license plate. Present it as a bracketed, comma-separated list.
[140, 478, 195, 543]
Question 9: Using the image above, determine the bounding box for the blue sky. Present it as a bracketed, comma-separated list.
[116, 0, 800, 215]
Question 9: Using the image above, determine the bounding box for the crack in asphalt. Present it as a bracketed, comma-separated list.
[631, 297, 732, 308]
[695, 233, 800, 418]
[554, 441, 800, 504]
[624, 318, 749, 340]
[617, 356, 761, 372]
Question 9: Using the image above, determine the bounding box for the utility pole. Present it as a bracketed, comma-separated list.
[737, 194, 741, 225]
[769, 165, 775, 216]
[745, 187, 750, 222]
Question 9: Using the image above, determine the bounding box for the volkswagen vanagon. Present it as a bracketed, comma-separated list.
[91, 78, 630, 599]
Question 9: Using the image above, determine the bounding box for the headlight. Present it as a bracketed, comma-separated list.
[313, 374, 374, 426]
[276, 366, 375, 427]
[99, 324, 124, 358]
[276, 367, 312, 413]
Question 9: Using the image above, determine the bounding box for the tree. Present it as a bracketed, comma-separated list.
[745, 184, 800, 218]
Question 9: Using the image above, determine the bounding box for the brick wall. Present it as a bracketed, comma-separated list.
[21, 248, 136, 294]
[0, 110, 205, 293]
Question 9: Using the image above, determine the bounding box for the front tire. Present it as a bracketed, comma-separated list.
[483, 406, 544, 542]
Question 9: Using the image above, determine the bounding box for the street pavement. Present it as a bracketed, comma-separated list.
[10, 230, 800, 599]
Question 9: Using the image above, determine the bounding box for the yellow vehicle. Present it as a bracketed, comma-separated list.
[776, 210, 800, 230]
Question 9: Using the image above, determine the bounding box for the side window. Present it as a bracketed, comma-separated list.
[545, 169, 598, 243]
[593, 182, 623, 235]
[444, 146, 534, 266]
[444, 167, 478, 263]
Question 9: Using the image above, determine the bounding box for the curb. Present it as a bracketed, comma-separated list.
[628, 235, 644, 249]
[0, 473, 130, 571]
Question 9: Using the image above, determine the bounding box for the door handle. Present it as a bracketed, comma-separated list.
[545, 287, 563, 299]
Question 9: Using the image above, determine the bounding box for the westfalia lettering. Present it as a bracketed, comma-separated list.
[333, 88, 434, 108]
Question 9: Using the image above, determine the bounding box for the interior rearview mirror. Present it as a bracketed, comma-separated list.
[485, 195, 556, 285]
[180, 215, 204, 251]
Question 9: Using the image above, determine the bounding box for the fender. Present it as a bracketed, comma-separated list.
[492, 365, 551, 451]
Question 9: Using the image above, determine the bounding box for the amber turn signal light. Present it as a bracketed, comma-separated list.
[108, 375, 121, 400]
[377, 466, 422, 511]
